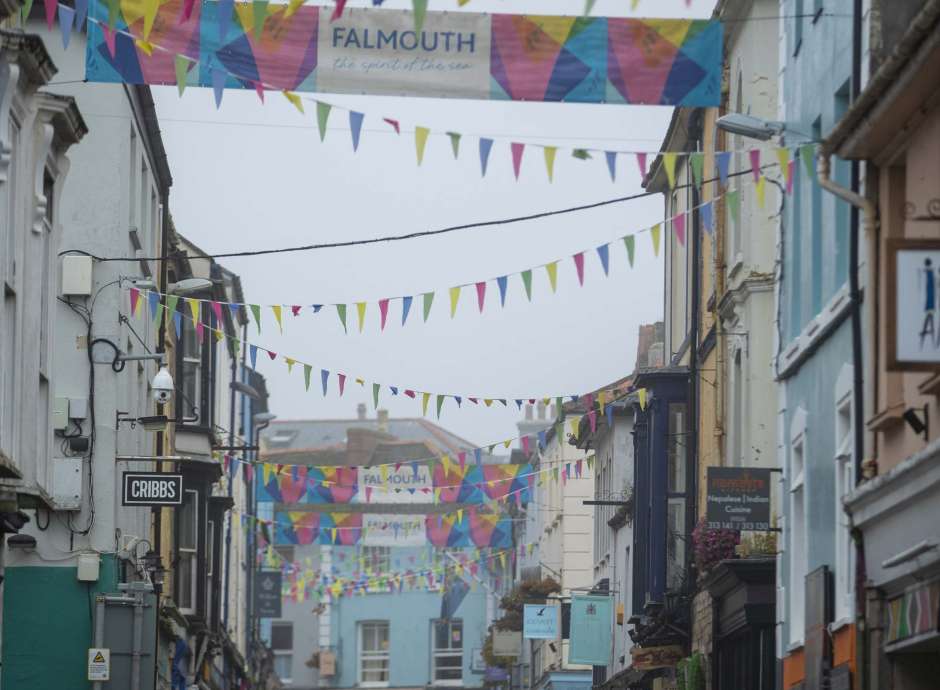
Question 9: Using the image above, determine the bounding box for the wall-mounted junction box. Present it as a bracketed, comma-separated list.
[61, 255, 93, 296]
[51, 457, 82, 511]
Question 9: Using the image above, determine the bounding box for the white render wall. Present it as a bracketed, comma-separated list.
[4, 21, 164, 568]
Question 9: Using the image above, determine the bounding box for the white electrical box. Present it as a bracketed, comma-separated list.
[61, 255, 93, 296]
[68, 397, 88, 420]
[77, 552, 100, 582]
[53, 397, 69, 431]
[51, 457, 83, 511]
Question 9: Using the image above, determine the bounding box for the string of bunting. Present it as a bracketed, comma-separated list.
[124, 152, 809, 340]
[138, 288, 649, 418]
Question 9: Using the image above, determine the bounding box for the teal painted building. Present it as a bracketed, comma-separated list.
[775, 0, 863, 685]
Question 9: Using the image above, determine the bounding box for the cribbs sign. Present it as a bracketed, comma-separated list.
[122, 472, 183, 506]
[705, 467, 771, 531]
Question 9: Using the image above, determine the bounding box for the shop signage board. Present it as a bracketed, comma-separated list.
[255, 571, 282, 618]
[523, 603, 558, 639]
[887, 239, 940, 369]
[568, 595, 613, 665]
[121, 472, 183, 506]
[492, 630, 523, 657]
[319, 651, 336, 676]
[705, 467, 771, 531]
[630, 645, 684, 670]
[87, 648, 110, 681]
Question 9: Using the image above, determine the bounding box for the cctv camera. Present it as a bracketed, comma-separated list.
[151, 366, 174, 405]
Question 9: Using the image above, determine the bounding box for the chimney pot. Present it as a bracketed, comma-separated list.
[525, 404, 534, 421]
[537, 401, 546, 420]
[357, 403, 367, 420]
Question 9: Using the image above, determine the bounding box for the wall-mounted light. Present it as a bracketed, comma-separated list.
[903, 405, 929, 441]
[141, 549, 166, 594]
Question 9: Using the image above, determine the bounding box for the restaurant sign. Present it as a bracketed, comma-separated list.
[705, 467, 771, 531]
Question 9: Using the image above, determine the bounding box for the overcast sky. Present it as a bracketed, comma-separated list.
[152, 0, 715, 448]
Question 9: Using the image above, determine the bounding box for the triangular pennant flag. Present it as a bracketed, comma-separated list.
[446, 131, 461, 159]
[383, 117, 400, 134]
[74, 0, 87, 27]
[521, 270, 533, 301]
[651, 224, 661, 257]
[543, 146, 557, 182]
[212, 68, 226, 109]
[701, 201, 714, 234]
[338, 374, 346, 396]
[545, 263, 558, 293]
[373, 383, 381, 409]
[336, 304, 347, 333]
[663, 152, 678, 189]
[674, 213, 686, 247]
[624, 235, 635, 267]
[187, 298, 200, 325]
[412, 0, 428, 32]
[635, 152, 648, 180]
[378, 299, 390, 331]
[605, 151, 617, 182]
[249, 344, 258, 369]
[58, 4, 75, 48]
[422, 292, 434, 322]
[497, 276, 508, 307]
[422, 392, 430, 416]
[349, 111, 364, 151]
[402, 296, 413, 326]
[283, 90, 304, 114]
[43, 0, 58, 30]
[777, 148, 791, 188]
[596, 244, 610, 276]
[749, 149, 761, 181]
[148, 291, 160, 324]
[511, 143, 525, 180]
[573, 253, 585, 286]
[284, 357, 295, 374]
[331, 0, 347, 21]
[316, 101, 331, 141]
[638, 388, 648, 410]
[716, 152, 731, 187]
[304, 364, 312, 391]
[415, 126, 430, 165]
[475, 282, 486, 313]
[271, 305, 283, 333]
[129, 288, 141, 316]
[479, 138, 493, 177]
[755, 175, 767, 209]
[174, 55, 190, 97]
[101, 24, 117, 56]
[436, 394, 444, 419]
[449, 286, 460, 318]
[356, 302, 367, 332]
[726, 189, 740, 224]
[787, 159, 796, 196]
[800, 144, 816, 177]
[173, 311, 182, 340]
[690, 152, 704, 186]
[249, 304, 262, 332]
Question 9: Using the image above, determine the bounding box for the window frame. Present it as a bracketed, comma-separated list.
[358, 620, 391, 687]
[177, 488, 199, 616]
[833, 369, 855, 625]
[271, 621, 294, 684]
[788, 409, 808, 646]
[431, 619, 464, 686]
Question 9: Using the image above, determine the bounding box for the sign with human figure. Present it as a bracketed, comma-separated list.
[888, 240, 940, 369]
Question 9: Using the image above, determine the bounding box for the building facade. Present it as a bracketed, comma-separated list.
[825, 2, 940, 688]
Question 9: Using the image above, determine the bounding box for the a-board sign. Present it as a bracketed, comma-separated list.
[87, 648, 110, 681]
[122, 472, 183, 506]
[255, 571, 282, 618]
[705, 467, 771, 531]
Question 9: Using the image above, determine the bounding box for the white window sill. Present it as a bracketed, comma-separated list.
[828, 617, 854, 634]
[786, 640, 804, 654]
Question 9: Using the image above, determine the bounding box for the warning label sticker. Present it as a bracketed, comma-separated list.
[88, 647, 110, 681]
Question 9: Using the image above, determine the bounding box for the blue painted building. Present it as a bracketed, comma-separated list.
[775, 1, 863, 686]
[256, 409, 504, 690]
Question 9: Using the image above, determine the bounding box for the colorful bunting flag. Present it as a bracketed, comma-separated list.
[349, 111, 364, 151]
[544, 146, 557, 182]
[624, 236, 635, 267]
[317, 101, 331, 141]
[511, 143, 525, 180]
[449, 286, 461, 318]
[415, 126, 430, 165]
[422, 292, 434, 322]
[447, 132, 461, 159]
[663, 152, 678, 189]
[596, 244, 610, 276]
[479, 138, 493, 177]
[605, 151, 617, 182]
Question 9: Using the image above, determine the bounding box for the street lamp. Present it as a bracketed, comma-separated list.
[716, 113, 786, 141]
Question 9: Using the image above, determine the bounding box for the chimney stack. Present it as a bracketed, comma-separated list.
[377, 409, 389, 431]
[537, 401, 546, 420]
[357, 403, 367, 420]
[525, 404, 534, 421]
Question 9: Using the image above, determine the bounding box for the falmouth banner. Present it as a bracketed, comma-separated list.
[259, 462, 534, 505]
[84, 2, 723, 106]
[274, 510, 514, 547]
